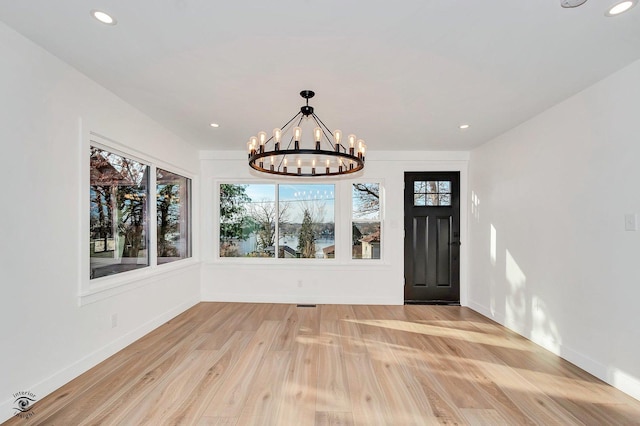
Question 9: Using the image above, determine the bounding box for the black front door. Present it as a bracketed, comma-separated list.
[404, 172, 460, 303]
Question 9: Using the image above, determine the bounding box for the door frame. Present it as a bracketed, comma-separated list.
[402, 165, 468, 306]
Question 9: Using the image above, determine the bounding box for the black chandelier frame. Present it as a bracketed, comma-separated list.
[247, 90, 365, 177]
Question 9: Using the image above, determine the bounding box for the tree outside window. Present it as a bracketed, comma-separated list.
[90, 146, 149, 278]
[157, 168, 191, 264]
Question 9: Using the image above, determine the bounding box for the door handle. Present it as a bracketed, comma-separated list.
[450, 241, 461, 246]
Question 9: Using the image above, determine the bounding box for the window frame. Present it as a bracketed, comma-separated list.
[80, 131, 197, 305]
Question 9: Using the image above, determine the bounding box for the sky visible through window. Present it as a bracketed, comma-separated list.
[245, 183, 334, 223]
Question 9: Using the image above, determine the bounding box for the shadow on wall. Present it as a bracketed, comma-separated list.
[473, 190, 562, 356]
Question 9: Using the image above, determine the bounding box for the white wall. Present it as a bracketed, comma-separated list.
[0, 22, 200, 421]
[468, 59, 640, 400]
[200, 150, 469, 305]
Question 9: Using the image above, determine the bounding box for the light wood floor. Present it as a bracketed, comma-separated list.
[5, 303, 640, 425]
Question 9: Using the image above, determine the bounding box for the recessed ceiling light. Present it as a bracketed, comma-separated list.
[459, 124, 470, 130]
[91, 10, 117, 25]
[606, 0, 636, 16]
[560, 0, 588, 8]
[210, 123, 220, 128]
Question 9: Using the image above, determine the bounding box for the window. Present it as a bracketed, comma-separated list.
[414, 181, 451, 206]
[352, 183, 381, 259]
[89, 145, 193, 281]
[90, 146, 149, 278]
[219, 183, 275, 257]
[219, 183, 335, 259]
[279, 184, 335, 259]
[157, 168, 192, 264]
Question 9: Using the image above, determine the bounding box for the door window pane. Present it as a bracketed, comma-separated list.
[90, 147, 149, 279]
[157, 169, 191, 264]
[414, 180, 452, 206]
[438, 181, 451, 193]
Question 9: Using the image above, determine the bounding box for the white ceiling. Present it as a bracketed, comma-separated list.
[1, 0, 639, 151]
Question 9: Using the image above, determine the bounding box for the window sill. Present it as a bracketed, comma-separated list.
[79, 258, 199, 306]
[205, 258, 390, 269]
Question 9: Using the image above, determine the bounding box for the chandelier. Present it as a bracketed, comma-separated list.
[247, 90, 366, 177]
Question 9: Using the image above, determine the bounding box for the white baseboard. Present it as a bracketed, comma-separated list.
[467, 299, 640, 402]
[201, 292, 403, 306]
[0, 297, 199, 423]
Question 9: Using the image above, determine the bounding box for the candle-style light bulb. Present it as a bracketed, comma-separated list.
[357, 139, 365, 158]
[325, 158, 331, 174]
[314, 127, 322, 150]
[333, 130, 342, 152]
[293, 126, 302, 150]
[333, 130, 342, 145]
[273, 128, 282, 143]
[273, 128, 282, 151]
[348, 134, 356, 155]
[257, 132, 266, 154]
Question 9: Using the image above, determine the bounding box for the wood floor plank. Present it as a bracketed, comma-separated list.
[5, 302, 640, 426]
[274, 329, 319, 426]
[315, 411, 355, 426]
[236, 350, 291, 425]
[316, 320, 351, 413]
[364, 337, 441, 424]
[76, 333, 212, 426]
[460, 408, 510, 425]
[161, 331, 255, 425]
[202, 321, 282, 418]
[197, 417, 237, 426]
[268, 305, 298, 351]
[343, 349, 392, 425]
[118, 350, 220, 425]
